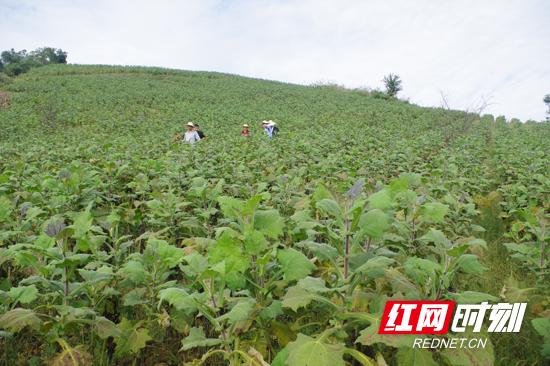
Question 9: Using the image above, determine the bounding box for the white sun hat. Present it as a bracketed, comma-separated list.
[186, 122, 195, 127]
[243, 124, 249, 127]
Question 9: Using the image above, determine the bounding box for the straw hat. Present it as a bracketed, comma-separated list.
[243, 124, 249, 128]
[186, 122, 195, 127]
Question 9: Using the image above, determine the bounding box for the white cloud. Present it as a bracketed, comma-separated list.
[1, 0, 549, 120]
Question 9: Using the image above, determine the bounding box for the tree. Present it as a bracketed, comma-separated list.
[55, 49, 68, 64]
[0, 47, 68, 76]
[1, 49, 27, 64]
[30, 47, 67, 64]
[383, 73, 402, 97]
[544, 94, 550, 120]
[3, 63, 27, 76]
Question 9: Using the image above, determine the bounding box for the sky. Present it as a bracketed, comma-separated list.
[1, 0, 549, 121]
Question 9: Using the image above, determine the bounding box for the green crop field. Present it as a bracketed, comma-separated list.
[0, 64, 548, 366]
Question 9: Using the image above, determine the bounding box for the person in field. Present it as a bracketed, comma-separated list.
[241, 124, 250, 137]
[262, 120, 279, 138]
[194, 123, 206, 140]
[183, 122, 201, 144]
[270, 121, 279, 136]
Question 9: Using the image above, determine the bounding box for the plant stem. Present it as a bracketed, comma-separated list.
[64, 266, 69, 300]
[364, 237, 372, 252]
[344, 203, 350, 279]
[539, 219, 546, 281]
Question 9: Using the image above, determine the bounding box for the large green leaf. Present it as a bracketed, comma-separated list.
[118, 260, 148, 284]
[277, 248, 316, 281]
[355, 256, 395, 279]
[242, 195, 262, 217]
[254, 209, 284, 239]
[34, 234, 55, 249]
[271, 347, 289, 366]
[298, 241, 338, 262]
[123, 288, 148, 306]
[455, 254, 486, 275]
[316, 199, 343, 221]
[312, 184, 335, 202]
[282, 277, 336, 311]
[385, 268, 421, 297]
[0, 196, 13, 223]
[217, 196, 244, 219]
[531, 317, 550, 338]
[180, 327, 222, 350]
[260, 300, 283, 320]
[282, 286, 315, 311]
[531, 317, 550, 357]
[367, 189, 392, 210]
[0, 308, 42, 332]
[403, 257, 442, 284]
[94, 316, 122, 339]
[146, 239, 185, 268]
[419, 229, 452, 249]
[449, 291, 499, 304]
[420, 202, 449, 223]
[286, 333, 345, 366]
[8, 285, 38, 305]
[182, 252, 208, 277]
[244, 228, 268, 255]
[388, 175, 413, 194]
[71, 207, 93, 239]
[358, 209, 390, 239]
[217, 298, 256, 324]
[114, 318, 152, 356]
[208, 233, 249, 274]
[158, 288, 197, 313]
[78, 268, 113, 283]
[297, 276, 331, 293]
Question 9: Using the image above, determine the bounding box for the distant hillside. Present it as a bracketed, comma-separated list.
[1, 63, 477, 161]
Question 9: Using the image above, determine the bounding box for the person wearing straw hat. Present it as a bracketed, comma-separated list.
[183, 122, 201, 144]
[261, 120, 269, 137]
[269, 121, 279, 136]
[262, 120, 279, 138]
[241, 124, 250, 137]
[262, 120, 276, 138]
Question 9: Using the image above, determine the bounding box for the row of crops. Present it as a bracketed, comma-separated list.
[0, 65, 548, 365]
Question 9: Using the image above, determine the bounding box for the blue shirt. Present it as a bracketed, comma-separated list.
[264, 126, 274, 138]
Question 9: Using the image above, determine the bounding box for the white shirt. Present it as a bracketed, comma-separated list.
[183, 131, 200, 143]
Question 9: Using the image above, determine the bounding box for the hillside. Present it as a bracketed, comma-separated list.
[0, 64, 549, 366]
